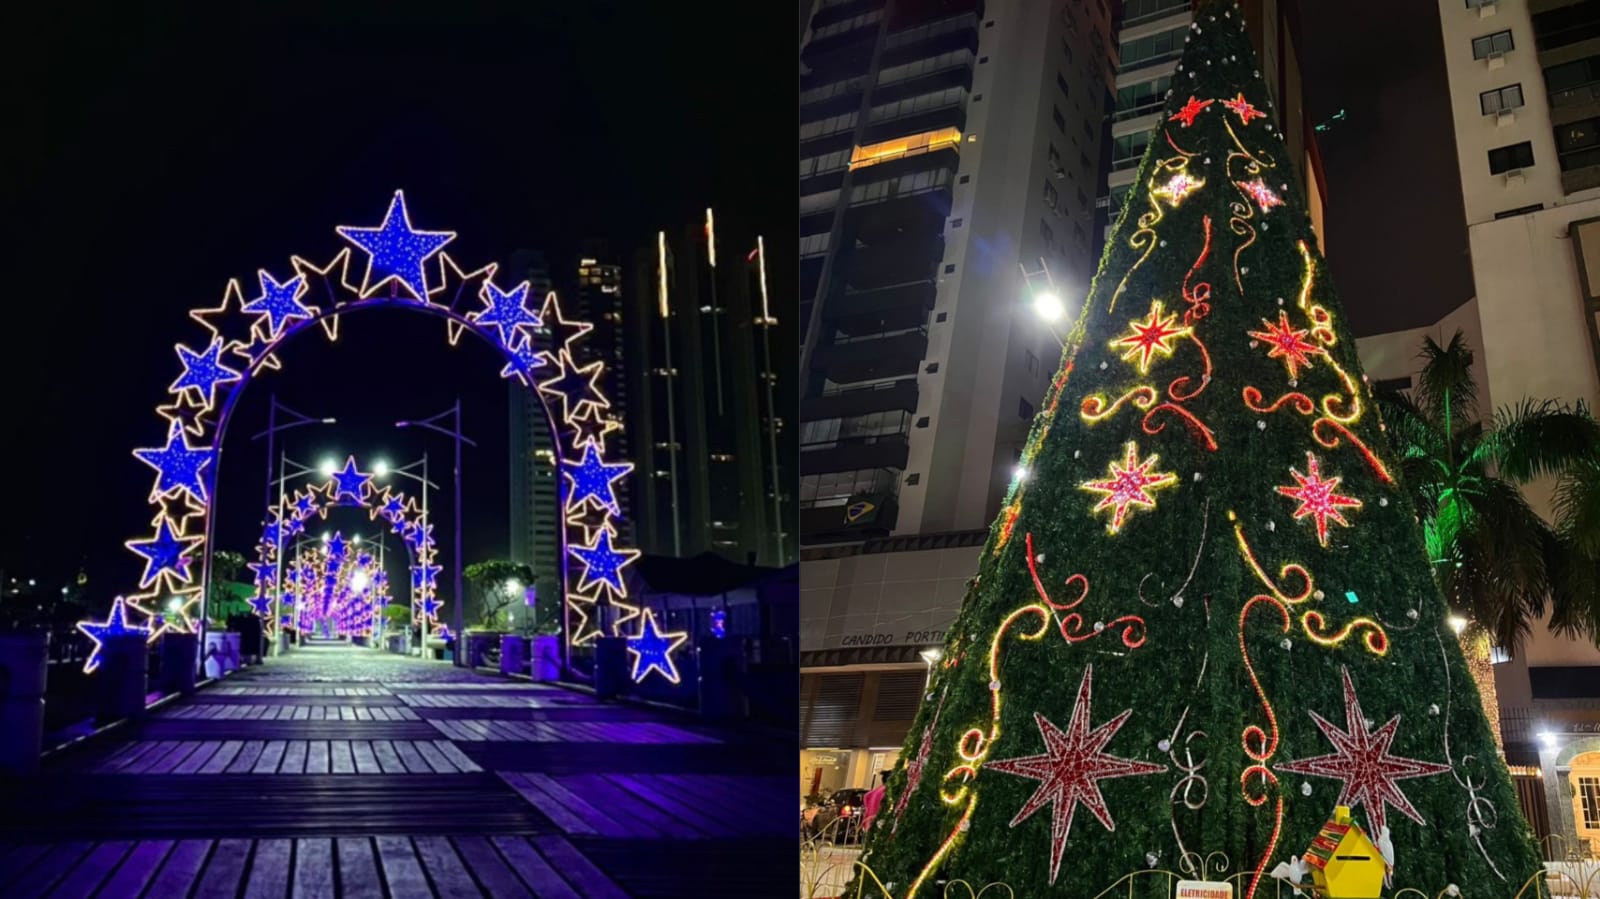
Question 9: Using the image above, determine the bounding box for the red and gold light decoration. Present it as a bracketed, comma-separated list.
[1275, 452, 1363, 547]
[1080, 442, 1179, 534]
[1113, 300, 1192, 374]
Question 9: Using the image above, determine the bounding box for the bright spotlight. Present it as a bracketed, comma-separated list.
[352, 535, 362, 545]
[1014, 465, 1029, 482]
[1033, 292, 1065, 322]
[1447, 615, 1468, 635]
[373, 460, 390, 477]
[319, 458, 337, 477]
[505, 579, 523, 596]
[322, 533, 331, 543]
[919, 647, 943, 665]
[350, 570, 370, 592]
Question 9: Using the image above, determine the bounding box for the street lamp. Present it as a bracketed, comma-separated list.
[373, 460, 390, 478]
[319, 458, 338, 478]
[1020, 258, 1067, 349]
[1032, 292, 1065, 322]
[370, 455, 440, 657]
[396, 400, 477, 666]
[920, 647, 942, 691]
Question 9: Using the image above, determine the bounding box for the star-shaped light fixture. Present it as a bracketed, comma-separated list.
[1237, 178, 1285, 213]
[170, 339, 242, 409]
[1112, 300, 1191, 374]
[134, 421, 215, 503]
[570, 528, 640, 598]
[76, 596, 153, 675]
[1223, 92, 1267, 124]
[537, 291, 594, 358]
[538, 349, 609, 423]
[1249, 311, 1322, 380]
[336, 190, 456, 299]
[1169, 95, 1214, 128]
[328, 456, 372, 503]
[986, 665, 1167, 885]
[1151, 172, 1205, 207]
[473, 279, 542, 347]
[242, 270, 312, 338]
[1276, 452, 1362, 547]
[626, 609, 688, 684]
[1079, 442, 1178, 534]
[563, 442, 632, 515]
[125, 519, 202, 589]
[1275, 667, 1451, 836]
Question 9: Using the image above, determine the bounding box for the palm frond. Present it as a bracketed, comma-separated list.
[1412, 330, 1479, 426]
[1481, 398, 1600, 482]
[1450, 477, 1557, 653]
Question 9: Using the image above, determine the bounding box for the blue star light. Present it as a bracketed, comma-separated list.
[499, 336, 548, 384]
[326, 532, 348, 558]
[133, 421, 215, 502]
[474, 280, 541, 346]
[170, 338, 242, 408]
[330, 457, 372, 503]
[336, 191, 456, 299]
[380, 495, 406, 522]
[294, 492, 318, 517]
[570, 529, 640, 597]
[242, 270, 312, 338]
[419, 596, 441, 619]
[563, 442, 632, 515]
[76, 596, 152, 675]
[627, 610, 688, 684]
[249, 593, 273, 616]
[411, 562, 441, 592]
[126, 519, 201, 589]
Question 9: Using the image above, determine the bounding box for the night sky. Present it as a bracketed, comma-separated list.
[0, 4, 794, 600]
[1299, 1, 1475, 337]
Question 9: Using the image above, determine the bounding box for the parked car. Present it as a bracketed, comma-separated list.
[810, 788, 869, 843]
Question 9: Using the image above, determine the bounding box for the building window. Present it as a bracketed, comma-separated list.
[1044, 181, 1058, 208]
[1479, 84, 1524, 115]
[1465, 0, 1495, 7]
[1057, 73, 1071, 98]
[1120, 26, 1184, 69]
[959, 174, 971, 183]
[1019, 398, 1034, 420]
[1533, 3, 1600, 53]
[1025, 350, 1038, 374]
[916, 416, 930, 427]
[935, 312, 947, 322]
[1494, 203, 1543, 219]
[944, 263, 956, 273]
[1487, 140, 1534, 174]
[1581, 777, 1600, 829]
[1471, 29, 1514, 60]
[1053, 106, 1066, 132]
[926, 361, 940, 371]
[951, 217, 964, 228]
[1556, 116, 1600, 170]
[906, 473, 921, 485]
[1040, 220, 1054, 245]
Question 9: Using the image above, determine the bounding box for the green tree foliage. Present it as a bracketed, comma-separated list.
[854, 2, 1542, 895]
[1374, 332, 1600, 653]
[463, 560, 534, 631]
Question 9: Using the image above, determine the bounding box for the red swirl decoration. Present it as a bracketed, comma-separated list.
[1026, 532, 1089, 611]
[1059, 613, 1147, 648]
[1237, 594, 1288, 899]
[1181, 215, 1215, 326]
[1242, 385, 1315, 416]
[1081, 385, 1158, 422]
[1301, 610, 1391, 655]
[1312, 418, 1394, 483]
[1143, 402, 1219, 451]
[1168, 334, 1213, 402]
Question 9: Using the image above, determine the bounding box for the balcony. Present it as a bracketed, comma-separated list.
[802, 378, 919, 420]
[801, 495, 899, 540]
[813, 327, 929, 383]
[847, 188, 952, 243]
[800, 431, 911, 474]
[1560, 146, 1600, 194]
[843, 239, 942, 290]
[823, 280, 937, 324]
[861, 105, 966, 147]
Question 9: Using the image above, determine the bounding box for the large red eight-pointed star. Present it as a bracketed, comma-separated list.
[1113, 300, 1191, 373]
[1275, 452, 1362, 546]
[1081, 442, 1178, 534]
[1169, 95, 1214, 128]
[1222, 92, 1267, 123]
[1276, 666, 1452, 836]
[1249, 310, 1322, 379]
[986, 666, 1166, 885]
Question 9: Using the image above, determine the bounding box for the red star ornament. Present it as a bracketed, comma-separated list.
[1222, 92, 1267, 124]
[1275, 452, 1362, 546]
[1275, 666, 1451, 836]
[1080, 442, 1178, 534]
[891, 689, 945, 833]
[1113, 300, 1191, 374]
[1152, 172, 1205, 207]
[1169, 95, 1214, 128]
[1237, 178, 1284, 213]
[985, 665, 1166, 885]
[1249, 310, 1322, 380]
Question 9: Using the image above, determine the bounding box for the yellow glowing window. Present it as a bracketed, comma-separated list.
[848, 127, 962, 170]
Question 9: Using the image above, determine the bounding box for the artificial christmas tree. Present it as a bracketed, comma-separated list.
[851, 2, 1545, 896]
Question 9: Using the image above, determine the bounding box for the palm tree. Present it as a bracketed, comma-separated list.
[1374, 331, 1600, 655]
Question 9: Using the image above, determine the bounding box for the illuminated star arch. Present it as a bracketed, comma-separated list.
[93, 191, 660, 681]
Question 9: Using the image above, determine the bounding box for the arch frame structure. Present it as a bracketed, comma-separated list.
[78, 190, 682, 683]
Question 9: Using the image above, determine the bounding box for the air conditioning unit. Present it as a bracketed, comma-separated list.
[1496, 108, 1516, 126]
[1503, 167, 1526, 184]
[1487, 50, 1507, 69]
[1478, 0, 1497, 18]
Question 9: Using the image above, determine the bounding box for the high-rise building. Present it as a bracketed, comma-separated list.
[798, 0, 1118, 798]
[800, 0, 1114, 550]
[506, 250, 564, 594]
[573, 243, 633, 534]
[1102, 0, 1327, 248]
[626, 213, 788, 566]
[1432, 0, 1600, 853]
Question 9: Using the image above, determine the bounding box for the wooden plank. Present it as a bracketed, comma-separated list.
[604, 774, 723, 838]
[291, 838, 334, 899]
[497, 773, 604, 837]
[94, 840, 172, 898]
[0, 844, 52, 883]
[489, 836, 579, 899]
[532, 836, 631, 899]
[371, 741, 404, 774]
[430, 740, 483, 774]
[350, 741, 379, 775]
[146, 742, 204, 775]
[450, 837, 532, 899]
[278, 741, 308, 775]
[391, 741, 430, 774]
[253, 740, 289, 774]
[120, 742, 178, 775]
[243, 838, 292, 899]
[173, 741, 223, 775]
[44, 839, 130, 898]
[411, 740, 456, 774]
[334, 838, 384, 899]
[562, 775, 671, 838]
[411, 836, 479, 899]
[226, 740, 267, 773]
[197, 739, 243, 774]
[374, 836, 432, 899]
[329, 741, 354, 774]
[143, 839, 212, 899]
[192, 838, 252, 899]
[305, 741, 330, 775]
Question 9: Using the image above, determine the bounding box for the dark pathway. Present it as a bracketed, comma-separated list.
[0, 642, 791, 897]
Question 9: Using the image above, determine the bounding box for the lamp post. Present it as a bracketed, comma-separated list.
[395, 403, 477, 666]
[1020, 258, 1068, 350]
[371, 456, 439, 658]
[248, 395, 336, 658]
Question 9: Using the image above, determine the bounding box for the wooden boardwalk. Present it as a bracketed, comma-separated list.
[0, 642, 791, 897]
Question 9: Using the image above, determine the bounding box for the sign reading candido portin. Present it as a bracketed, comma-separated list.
[1175, 881, 1232, 899]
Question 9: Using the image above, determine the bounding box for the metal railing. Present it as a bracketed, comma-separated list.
[1550, 80, 1600, 108]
